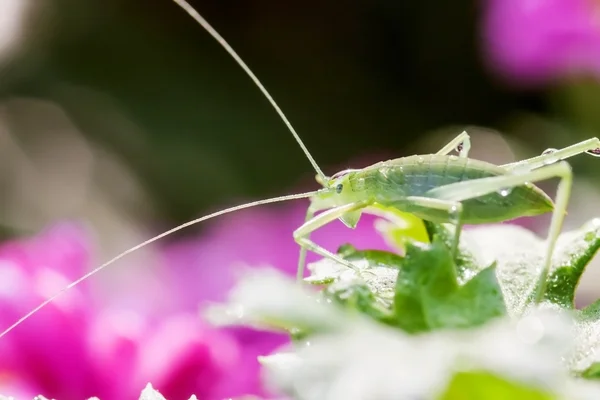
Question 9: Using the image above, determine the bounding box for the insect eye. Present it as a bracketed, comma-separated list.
[336, 184, 344, 194]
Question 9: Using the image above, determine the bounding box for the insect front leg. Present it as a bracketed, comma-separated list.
[436, 131, 471, 158]
[294, 200, 372, 281]
[296, 207, 315, 281]
[502, 137, 600, 171]
[426, 162, 573, 307]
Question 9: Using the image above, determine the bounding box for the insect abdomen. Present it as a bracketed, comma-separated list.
[353, 154, 554, 224]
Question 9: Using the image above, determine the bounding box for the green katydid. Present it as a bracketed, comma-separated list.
[0, 0, 599, 340]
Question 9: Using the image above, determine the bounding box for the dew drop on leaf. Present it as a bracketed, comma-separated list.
[584, 231, 596, 242]
[499, 188, 512, 197]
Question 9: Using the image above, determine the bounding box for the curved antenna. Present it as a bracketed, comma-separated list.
[0, 189, 323, 340]
[171, 0, 327, 181]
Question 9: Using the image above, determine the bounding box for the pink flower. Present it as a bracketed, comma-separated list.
[159, 201, 396, 397]
[0, 200, 395, 399]
[0, 194, 548, 398]
[481, 0, 600, 85]
[160, 203, 393, 307]
[0, 224, 259, 399]
[0, 223, 98, 399]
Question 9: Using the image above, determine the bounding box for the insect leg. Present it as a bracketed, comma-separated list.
[403, 196, 464, 255]
[294, 200, 372, 279]
[436, 131, 471, 158]
[426, 161, 572, 305]
[296, 207, 315, 281]
[502, 137, 600, 170]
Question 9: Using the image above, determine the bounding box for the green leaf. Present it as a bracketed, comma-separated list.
[472, 218, 600, 378]
[209, 267, 600, 399]
[580, 363, 600, 380]
[423, 221, 484, 283]
[460, 218, 600, 315]
[424, 263, 506, 329]
[306, 244, 399, 325]
[331, 280, 395, 323]
[568, 299, 600, 375]
[307, 231, 506, 332]
[544, 219, 600, 307]
[340, 244, 406, 268]
[439, 371, 556, 400]
[396, 238, 505, 331]
[581, 298, 600, 319]
[392, 239, 458, 333]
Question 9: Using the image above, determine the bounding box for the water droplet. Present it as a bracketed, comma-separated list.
[585, 231, 596, 242]
[586, 148, 600, 157]
[290, 327, 303, 336]
[542, 148, 559, 165]
[499, 188, 512, 197]
[417, 157, 424, 164]
[449, 205, 461, 224]
[449, 155, 458, 161]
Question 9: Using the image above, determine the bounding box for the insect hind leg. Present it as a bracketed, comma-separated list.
[502, 137, 600, 171]
[403, 196, 464, 257]
[425, 161, 573, 307]
[436, 131, 471, 158]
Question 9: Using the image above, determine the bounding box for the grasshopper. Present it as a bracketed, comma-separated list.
[0, 0, 599, 339]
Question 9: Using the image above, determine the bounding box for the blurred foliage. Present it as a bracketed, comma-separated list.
[0, 0, 594, 224]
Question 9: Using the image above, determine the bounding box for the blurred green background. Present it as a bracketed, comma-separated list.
[0, 0, 598, 227]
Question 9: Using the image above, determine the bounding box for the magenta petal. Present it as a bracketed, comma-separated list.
[151, 201, 396, 398]
[0, 222, 94, 332]
[211, 327, 289, 398]
[87, 309, 147, 399]
[0, 223, 105, 399]
[135, 314, 240, 400]
[0, 376, 39, 400]
[0, 223, 91, 281]
[161, 203, 394, 311]
[6, 306, 102, 399]
[481, 0, 600, 84]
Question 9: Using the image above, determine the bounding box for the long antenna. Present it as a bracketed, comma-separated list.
[0, 189, 323, 339]
[171, 0, 327, 181]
